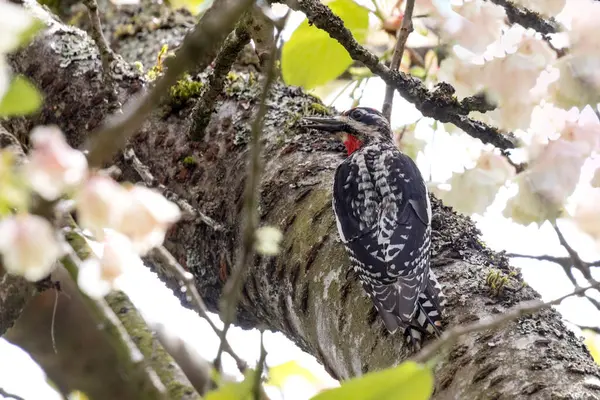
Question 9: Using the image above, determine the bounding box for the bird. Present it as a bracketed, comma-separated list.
[302, 107, 445, 350]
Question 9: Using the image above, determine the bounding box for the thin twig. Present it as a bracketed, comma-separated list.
[82, 0, 115, 76]
[253, 331, 267, 400]
[0, 388, 25, 400]
[506, 252, 579, 286]
[285, 0, 517, 151]
[382, 0, 415, 122]
[190, 24, 252, 140]
[214, 11, 288, 371]
[413, 281, 600, 363]
[552, 223, 594, 281]
[149, 246, 248, 373]
[123, 148, 224, 231]
[85, 0, 255, 168]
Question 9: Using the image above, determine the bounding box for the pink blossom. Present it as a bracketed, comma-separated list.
[76, 175, 130, 238]
[78, 231, 140, 298]
[503, 173, 560, 225]
[25, 126, 88, 200]
[572, 188, 600, 247]
[439, 151, 515, 215]
[442, 0, 506, 55]
[0, 214, 62, 281]
[117, 186, 181, 254]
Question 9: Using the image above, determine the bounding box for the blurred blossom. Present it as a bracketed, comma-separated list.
[117, 186, 181, 254]
[78, 231, 140, 298]
[25, 126, 88, 200]
[559, 105, 600, 155]
[0, 214, 62, 281]
[480, 31, 555, 129]
[395, 128, 426, 161]
[572, 188, 600, 248]
[503, 173, 560, 226]
[255, 226, 283, 256]
[438, 151, 515, 215]
[440, 0, 506, 55]
[567, 0, 600, 56]
[526, 139, 588, 206]
[76, 175, 130, 239]
[437, 56, 484, 98]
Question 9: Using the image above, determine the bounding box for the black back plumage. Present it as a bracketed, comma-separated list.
[330, 107, 444, 348]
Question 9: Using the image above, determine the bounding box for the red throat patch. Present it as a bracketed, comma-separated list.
[343, 134, 363, 155]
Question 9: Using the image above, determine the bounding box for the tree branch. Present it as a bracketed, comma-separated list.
[284, 0, 518, 151]
[82, 0, 115, 78]
[0, 388, 25, 400]
[215, 12, 284, 370]
[486, 0, 561, 36]
[382, 0, 415, 122]
[414, 281, 600, 363]
[84, 0, 255, 167]
[190, 24, 252, 140]
[149, 246, 248, 373]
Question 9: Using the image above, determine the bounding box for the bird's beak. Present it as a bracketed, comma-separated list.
[301, 116, 348, 133]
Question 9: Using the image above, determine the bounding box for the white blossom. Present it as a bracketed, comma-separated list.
[437, 56, 484, 99]
[76, 175, 130, 238]
[78, 231, 140, 298]
[503, 173, 561, 226]
[117, 186, 181, 254]
[25, 126, 88, 200]
[441, 0, 506, 55]
[438, 152, 515, 215]
[0, 214, 62, 281]
[572, 188, 600, 248]
[255, 226, 283, 256]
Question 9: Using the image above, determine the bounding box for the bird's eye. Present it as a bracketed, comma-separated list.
[350, 109, 364, 120]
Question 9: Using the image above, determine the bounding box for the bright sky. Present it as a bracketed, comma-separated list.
[2, 3, 600, 400]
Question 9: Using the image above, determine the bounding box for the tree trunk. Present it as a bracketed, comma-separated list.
[3, 1, 600, 399]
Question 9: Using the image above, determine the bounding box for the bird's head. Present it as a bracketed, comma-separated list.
[302, 107, 392, 156]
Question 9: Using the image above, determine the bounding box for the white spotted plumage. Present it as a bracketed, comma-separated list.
[325, 107, 445, 349]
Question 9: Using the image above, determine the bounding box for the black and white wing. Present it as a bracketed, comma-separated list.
[332, 145, 434, 333]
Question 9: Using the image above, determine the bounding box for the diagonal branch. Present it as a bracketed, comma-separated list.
[84, 0, 255, 168]
[190, 24, 252, 140]
[382, 0, 415, 122]
[285, 0, 518, 151]
[414, 280, 600, 363]
[486, 0, 561, 36]
[214, 12, 287, 371]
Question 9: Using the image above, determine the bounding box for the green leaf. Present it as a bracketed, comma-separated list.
[0, 75, 43, 117]
[583, 330, 600, 365]
[167, 0, 204, 14]
[282, 0, 369, 89]
[206, 370, 255, 400]
[267, 360, 320, 389]
[311, 361, 433, 400]
[410, 66, 427, 79]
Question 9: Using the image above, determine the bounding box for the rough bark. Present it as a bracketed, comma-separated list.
[3, 2, 600, 399]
